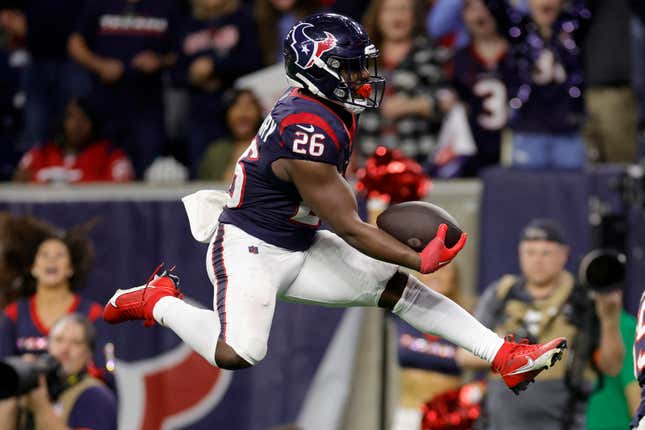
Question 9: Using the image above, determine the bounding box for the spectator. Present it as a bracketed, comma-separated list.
[0, 313, 117, 430]
[68, 0, 179, 177]
[586, 309, 639, 430]
[0, 1, 91, 150]
[582, 0, 637, 164]
[173, 0, 262, 176]
[359, 0, 453, 169]
[0, 219, 108, 372]
[198, 88, 264, 181]
[489, 0, 590, 169]
[458, 218, 624, 430]
[452, 0, 511, 175]
[0, 213, 53, 308]
[13, 98, 134, 184]
[394, 263, 471, 430]
[254, 0, 325, 67]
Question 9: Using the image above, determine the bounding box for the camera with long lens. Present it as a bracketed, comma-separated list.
[0, 354, 63, 400]
[578, 249, 626, 293]
[580, 161, 644, 293]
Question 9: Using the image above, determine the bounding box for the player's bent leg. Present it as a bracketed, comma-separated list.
[152, 295, 222, 366]
[214, 342, 253, 370]
[104, 225, 275, 371]
[150, 294, 254, 369]
[207, 224, 299, 368]
[103, 268, 228, 367]
[153, 295, 252, 370]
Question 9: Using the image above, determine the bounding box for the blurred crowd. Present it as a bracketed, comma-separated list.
[1, 0, 644, 184]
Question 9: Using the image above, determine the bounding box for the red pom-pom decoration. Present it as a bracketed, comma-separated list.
[355, 146, 431, 204]
[420, 381, 486, 430]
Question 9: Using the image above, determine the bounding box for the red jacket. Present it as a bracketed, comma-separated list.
[18, 140, 134, 183]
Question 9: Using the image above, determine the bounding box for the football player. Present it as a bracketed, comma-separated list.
[103, 13, 565, 394]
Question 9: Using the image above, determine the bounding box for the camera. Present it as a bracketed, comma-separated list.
[580, 162, 644, 294]
[0, 354, 63, 400]
[578, 249, 626, 293]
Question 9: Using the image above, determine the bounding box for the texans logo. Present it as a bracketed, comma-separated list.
[116, 343, 232, 430]
[289, 22, 337, 69]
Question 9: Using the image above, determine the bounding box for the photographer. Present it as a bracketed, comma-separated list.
[0, 313, 116, 430]
[457, 218, 624, 430]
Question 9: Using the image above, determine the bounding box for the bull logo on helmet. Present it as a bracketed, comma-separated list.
[289, 22, 337, 69]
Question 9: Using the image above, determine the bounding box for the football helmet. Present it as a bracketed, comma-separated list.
[284, 13, 385, 113]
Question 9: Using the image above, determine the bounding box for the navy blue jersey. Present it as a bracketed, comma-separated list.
[75, 0, 178, 65]
[452, 45, 511, 170]
[74, 0, 179, 130]
[488, 0, 589, 134]
[0, 295, 103, 358]
[174, 7, 261, 87]
[172, 6, 262, 127]
[219, 88, 356, 251]
[633, 292, 645, 427]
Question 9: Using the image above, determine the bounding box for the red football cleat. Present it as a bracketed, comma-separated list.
[492, 335, 567, 395]
[103, 264, 183, 327]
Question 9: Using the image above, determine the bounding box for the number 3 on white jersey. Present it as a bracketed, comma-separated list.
[474, 79, 508, 130]
[227, 138, 259, 208]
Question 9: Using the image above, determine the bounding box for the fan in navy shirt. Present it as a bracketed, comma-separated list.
[452, 0, 512, 175]
[487, 0, 590, 169]
[68, 0, 180, 177]
[172, 0, 262, 176]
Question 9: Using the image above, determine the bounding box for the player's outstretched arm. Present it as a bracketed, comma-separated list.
[278, 158, 464, 273]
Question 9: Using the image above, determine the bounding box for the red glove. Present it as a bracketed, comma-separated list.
[419, 224, 467, 274]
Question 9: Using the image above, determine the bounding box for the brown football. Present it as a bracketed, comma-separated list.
[376, 201, 463, 251]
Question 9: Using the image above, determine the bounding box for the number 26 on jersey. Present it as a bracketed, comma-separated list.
[293, 130, 326, 157]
